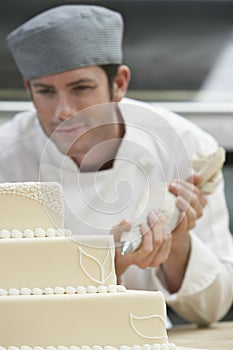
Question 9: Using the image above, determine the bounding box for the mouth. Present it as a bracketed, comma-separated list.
[53, 123, 86, 137]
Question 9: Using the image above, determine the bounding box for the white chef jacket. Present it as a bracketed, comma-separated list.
[0, 98, 232, 325]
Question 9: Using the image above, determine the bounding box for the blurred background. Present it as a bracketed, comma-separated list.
[0, 0, 233, 321]
[1, 0, 233, 101]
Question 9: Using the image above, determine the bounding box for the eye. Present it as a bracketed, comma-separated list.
[73, 85, 96, 91]
[37, 88, 55, 95]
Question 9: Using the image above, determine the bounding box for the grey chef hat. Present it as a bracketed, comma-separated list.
[7, 5, 124, 80]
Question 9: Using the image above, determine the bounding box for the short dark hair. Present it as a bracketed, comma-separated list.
[100, 64, 120, 99]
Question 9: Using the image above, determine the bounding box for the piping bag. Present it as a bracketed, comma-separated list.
[121, 147, 225, 255]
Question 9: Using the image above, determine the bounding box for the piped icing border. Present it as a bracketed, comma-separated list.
[0, 228, 72, 239]
[0, 344, 176, 350]
[0, 285, 126, 296]
[0, 182, 64, 217]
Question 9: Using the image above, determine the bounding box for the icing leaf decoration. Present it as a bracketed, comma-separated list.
[129, 313, 167, 340]
[102, 244, 115, 282]
[79, 246, 114, 285]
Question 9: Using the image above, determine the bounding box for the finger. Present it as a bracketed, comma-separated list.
[149, 232, 172, 267]
[148, 211, 170, 262]
[170, 179, 196, 198]
[176, 197, 197, 230]
[170, 179, 207, 209]
[139, 223, 154, 254]
[170, 181, 205, 217]
[148, 210, 167, 244]
[181, 179, 207, 209]
[111, 219, 131, 232]
[111, 219, 132, 242]
[186, 174, 202, 186]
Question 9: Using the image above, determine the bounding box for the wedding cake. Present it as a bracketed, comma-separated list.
[0, 182, 176, 350]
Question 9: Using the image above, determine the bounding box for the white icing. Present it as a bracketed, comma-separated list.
[129, 314, 167, 340]
[65, 286, 76, 294]
[46, 228, 56, 237]
[56, 229, 66, 237]
[116, 285, 126, 292]
[8, 347, 19, 350]
[45, 228, 56, 237]
[0, 288, 7, 296]
[0, 228, 71, 239]
[44, 287, 54, 295]
[76, 286, 87, 294]
[11, 229, 23, 238]
[57, 347, 68, 350]
[0, 285, 129, 296]
[0, 182, 64, 217]
[87, 285, 98, 293]
[9, 288, 20, 296]
[160, 346, 169, 350]
[152, 346, 160, 350]
[0, 229, 10, 238]
[168, 345, 176, 350]
[142, 345, 151, 350]
[21, 346, 32, 350]
[64, 229, 72, 236]
[132, 346, 141, 350]
[34, 228, 46, 237]
[97, 285, 108, 293]
[20, 288, 32, 295]
[54, 287, 65, 294]
[79, 245, 114, 285]
[108, 285, 117, 293]
[23, 229, 34, 238]
[32, 288, 43, 295]
[1, 345, 175, 350]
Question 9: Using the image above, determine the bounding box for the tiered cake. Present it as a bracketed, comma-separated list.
[0, 182, 175, 350]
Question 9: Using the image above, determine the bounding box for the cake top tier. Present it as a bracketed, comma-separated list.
[0, 182, 64, 230]
[0, 182, 118, 291]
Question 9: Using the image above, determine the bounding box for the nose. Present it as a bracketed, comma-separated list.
[55, 94, 78, 121]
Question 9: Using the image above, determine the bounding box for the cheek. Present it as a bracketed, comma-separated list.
[34, 100, 53, 116]
[37, 117, 51, 136]
[32, 100, 55, 132]
[35, 109, 55, 137]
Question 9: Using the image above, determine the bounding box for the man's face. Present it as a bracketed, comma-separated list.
[28, 66, 127, 170]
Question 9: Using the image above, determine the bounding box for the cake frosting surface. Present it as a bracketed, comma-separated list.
[0, 181, 175, 349]
[0, 291, 168, 347]
[0, 235, 116, 291]
[0, 182, 64, 230]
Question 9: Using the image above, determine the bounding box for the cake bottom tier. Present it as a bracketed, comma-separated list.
[0, 290, 169, 348]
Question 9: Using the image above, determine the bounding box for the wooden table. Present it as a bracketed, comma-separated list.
[168, 321, 233, 350]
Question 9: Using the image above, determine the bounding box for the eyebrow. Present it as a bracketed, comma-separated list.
[66, 78, 95, 87]
[31, 78, 96, 88]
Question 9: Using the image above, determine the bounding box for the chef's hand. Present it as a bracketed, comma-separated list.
[112, 211, 172, 281]
[161, 174, 207, 293]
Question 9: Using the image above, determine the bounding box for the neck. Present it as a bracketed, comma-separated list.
[74, 108, 125, 172]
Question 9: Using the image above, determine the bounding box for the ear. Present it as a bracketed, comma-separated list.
[23, 79, 34, 101]
[23, 79, 30, 91]
[112, 65, 131, 102]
